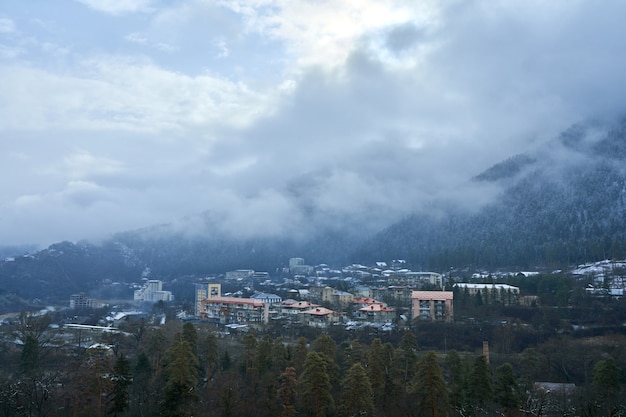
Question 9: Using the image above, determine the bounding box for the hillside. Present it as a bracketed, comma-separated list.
[2, 119, 626, 302]
[355, 120, 626, 269]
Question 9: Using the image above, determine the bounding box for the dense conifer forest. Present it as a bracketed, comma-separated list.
[2, 282, 626, 417]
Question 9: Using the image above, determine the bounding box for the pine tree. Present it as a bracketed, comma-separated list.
[107, 354, 132, 416]
[292, 337, 309, 373]
[299, 351, 334, 417]
[312, 334, 337, 360]
[278, 366, 298, 417]
[339, 362, 374, 417]
[444, 349, 465, 413]
[467, 355, 492, 417]
[182, 322, 198, 356]
[367, 338, 386, 409]
[493, 362, 520, 415]
[161, 336, 200, 417]
[593, 358, 622, 417]
[19, 334, 41, 375]
[412, 351, 448, 417]
[399, 330, 419, 386]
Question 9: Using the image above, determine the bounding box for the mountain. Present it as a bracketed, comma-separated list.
[2, 119, 626, 303]
[354, 120, 626, 270]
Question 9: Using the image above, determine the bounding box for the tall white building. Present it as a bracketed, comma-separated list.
[134, 280, 173, 302]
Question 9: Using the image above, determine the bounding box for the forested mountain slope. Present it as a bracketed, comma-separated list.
[2, 120, 626, 302]
[355, 121, 626, 269]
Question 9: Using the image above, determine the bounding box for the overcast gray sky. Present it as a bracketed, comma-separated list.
[2, 0, 626, 247]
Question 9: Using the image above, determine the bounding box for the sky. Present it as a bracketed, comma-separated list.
[2, 0, 626, 248]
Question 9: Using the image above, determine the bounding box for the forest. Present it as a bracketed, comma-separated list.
[2, 297, 626, 417]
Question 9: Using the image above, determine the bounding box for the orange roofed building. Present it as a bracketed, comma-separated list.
[200, 296, 269, 327]
[300, 307, 342, 328]
[411, 291, 454, 322]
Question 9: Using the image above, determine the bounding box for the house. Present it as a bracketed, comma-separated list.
[277, 299, 320, 315]
[300, 307, 342, 328]
[355, 303, 396, 323]
[411, 291, 454, 322]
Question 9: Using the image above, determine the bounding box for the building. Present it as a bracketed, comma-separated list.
[250, 292, 282, 305]
[134, 280, 173, 303]
[225, 270, 255, 281]
[300, 307, 342, 328]
[411, 291, 454, 322]
[355, 303, 396, 323]
[70, 293, 92, 309]
[454, 283, 520, 305]
[69, 293, 106, 309]
[195, 283, 223, 317]
[200, 296, 269, 327]
[387, 271, 444, 288]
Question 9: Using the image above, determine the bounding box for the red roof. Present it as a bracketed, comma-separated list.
[300, 307, 336, 316]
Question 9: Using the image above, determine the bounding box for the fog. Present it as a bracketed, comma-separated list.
[1, 1, 626, 247]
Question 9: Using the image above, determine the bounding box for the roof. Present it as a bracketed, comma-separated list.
[250, 292, 281, 299]
[300, 307, 336, 316]
[411, 291, 454, 300]
[280, 300, 320, 309]
[201, 296, 265, 307]
[454, 283, 519, 291]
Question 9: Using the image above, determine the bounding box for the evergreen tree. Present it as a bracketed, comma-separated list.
[312, 334, 337, 361]
[343, 339, 364, 369]
[467, 355, 492, 417]
[131, 352, 155, 417]
[19, 334, 40, 375]
[412, 351, 448, 417]
[367, 338, 386, 409]
[444, 349, 465, 413]
[593, 358, 622, 417]
[299, 351, 334, 417]
[107, 354, 132, 416]
[161, 336, 200, 417]
[399, 329, 419, 386]
[242, 333, 258, 375]
[182, 322, 198, 356]
[278, 366, 298, 417]
[292, 337, 309, 373]
[200, 332, 219, 395]
[339, 362, 374, 417]
[493, 362, 520, 415]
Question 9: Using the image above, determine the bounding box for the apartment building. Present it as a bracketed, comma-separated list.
[411, 291, 454, 322]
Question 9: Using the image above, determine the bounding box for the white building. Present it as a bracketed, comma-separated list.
[134, 280, 173, 302]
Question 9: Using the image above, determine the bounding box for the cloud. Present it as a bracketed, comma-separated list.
[2, 1, 626, 247]
[0, 17, 16, 33]
[74, 0, 154, 15]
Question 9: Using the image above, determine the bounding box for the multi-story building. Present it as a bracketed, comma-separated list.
[387, 271, 444, 288]
[70, 292, 101, 309]
[134, 280, 173, 303]
[200, 296, 269, 327]
[411, 291, 454, 322]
